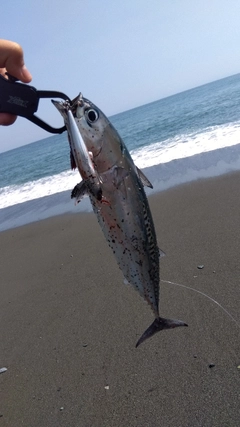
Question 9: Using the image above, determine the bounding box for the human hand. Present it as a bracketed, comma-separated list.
[0, 39, 32, 125]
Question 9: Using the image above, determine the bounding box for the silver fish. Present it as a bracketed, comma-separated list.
[52, 100, 102, 201]
[54, 94, 188, 347]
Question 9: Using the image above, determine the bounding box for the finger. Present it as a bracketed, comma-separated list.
[0, 112, 17, 126]
[0, 39, 32, 83]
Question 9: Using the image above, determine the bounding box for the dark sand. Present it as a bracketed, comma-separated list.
[0, 172, 240, 427]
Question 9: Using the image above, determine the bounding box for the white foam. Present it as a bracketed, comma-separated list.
[132, 121, 240, 168]
[1, 143, 240, 232]
[1, 121, 240, 210]
[0, 169, 80, 209]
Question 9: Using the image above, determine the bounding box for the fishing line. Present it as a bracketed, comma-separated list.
[162, 279, 240, 330]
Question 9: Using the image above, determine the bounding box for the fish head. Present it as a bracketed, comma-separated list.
[69, 94, 106, 158]
[71, 94, 125, 173]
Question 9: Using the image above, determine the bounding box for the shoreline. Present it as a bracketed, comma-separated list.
[0, 168, 240, 233]
[1, 171, 240, 426]
[1, 140, 240, 232]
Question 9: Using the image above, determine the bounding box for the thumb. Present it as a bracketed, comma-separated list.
[0, 40, 32, 83]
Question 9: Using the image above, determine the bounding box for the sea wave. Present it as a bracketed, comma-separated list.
[1, 120, 240, 209]
[0, 169, 80, 209]
[1, 143, 240, 232]
[132, 120, 240, 168]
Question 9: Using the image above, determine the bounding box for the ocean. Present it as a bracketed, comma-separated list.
[1, 73, 240, 231]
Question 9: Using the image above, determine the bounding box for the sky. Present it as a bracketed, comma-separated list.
[1, 0, 240, 152]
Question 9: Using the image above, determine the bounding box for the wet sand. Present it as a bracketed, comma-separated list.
[0, 172, 240, 426]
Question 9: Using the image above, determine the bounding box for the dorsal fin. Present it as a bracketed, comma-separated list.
[136, 166, 153, 188]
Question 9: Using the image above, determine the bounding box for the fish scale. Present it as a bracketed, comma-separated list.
[90, 178, 158, 309]
[53, 94, 188, 347]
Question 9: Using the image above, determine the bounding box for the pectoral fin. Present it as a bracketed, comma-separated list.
[113, 166, 129, 188]
[100, 166, 129, 189]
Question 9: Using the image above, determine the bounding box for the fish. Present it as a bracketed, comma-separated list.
[52, 100, 102, 202]
[54, 94, 188, 347]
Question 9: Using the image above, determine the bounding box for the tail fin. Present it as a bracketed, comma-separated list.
[136, 316, 188, 348]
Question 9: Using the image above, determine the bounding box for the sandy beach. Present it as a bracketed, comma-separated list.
[0, 172, 240, 427]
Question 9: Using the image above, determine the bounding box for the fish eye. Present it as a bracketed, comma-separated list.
[85, 108, 99, 123]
